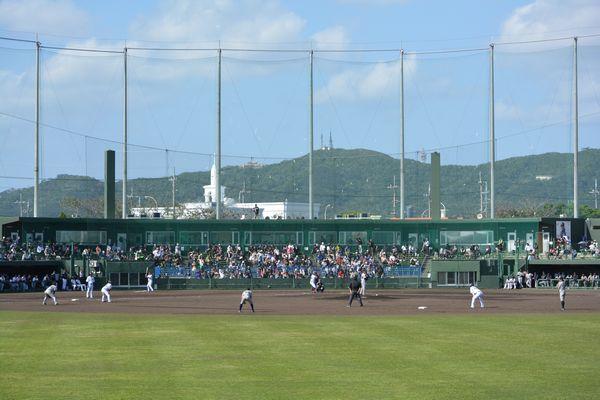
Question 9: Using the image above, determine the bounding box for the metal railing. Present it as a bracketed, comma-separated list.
[163, 276, 427, 290]
[534, 278, 600, 289]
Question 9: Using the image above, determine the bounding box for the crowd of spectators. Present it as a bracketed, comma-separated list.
[0, 270, 88, 293]
[503, 270, 600, 289]
[147, 240, 429, 280]
[3, 232, 600, 290]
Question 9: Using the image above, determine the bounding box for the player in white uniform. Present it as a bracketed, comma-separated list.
[359, 270, 368, 297]
[42, 284, 58, 305]
[557, 277, 566, 311]
[239, 288, 254, 312]
[101, 281, 112, 303]
[310, 272, 318, 294]
[146, 273, 154, 292]
[469, 283, 485, 309]
[85, 273, 94, 299]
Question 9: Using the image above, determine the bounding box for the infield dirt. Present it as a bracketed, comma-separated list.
[2, 288, 599, 315]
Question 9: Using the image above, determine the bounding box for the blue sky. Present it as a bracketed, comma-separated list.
[0, 0, 599, 192]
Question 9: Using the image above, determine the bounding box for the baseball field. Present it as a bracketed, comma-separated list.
[1, 289, 600, 399]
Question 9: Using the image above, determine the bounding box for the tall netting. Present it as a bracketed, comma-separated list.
[38, 47, 124, 216]
[0, 41, 35, 215]
[127, 50, 216, 216]
[220, 51, 309, 217]
[1, 36, 598, 221]
[495, 41, 573, 212]
[314, 51, 401, 221]
[578, 37, 600, 211]
[404, 50, 489, 219]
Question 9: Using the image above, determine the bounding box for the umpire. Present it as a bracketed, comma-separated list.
[347, 274, 363, 307]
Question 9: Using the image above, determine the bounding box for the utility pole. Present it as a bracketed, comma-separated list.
[215, 48, 222, 220]
[423, 183, 431, 218]
[387, 175, 399, 216]
[15, 193, 29, 217]
[309, 50, 314, 219]
[400, 49, 405, 220]
[170, 167, 176, 219]
[573, 37, 579, 218]
[165, 149, 169, 178]
[34, 38, 40, 217]
[122, 46, 128, 219]
[590, 178, 599, 209]
[478, 171, 489, 217]
[489, 43, 495, 219]
[239, 180, 251, 203]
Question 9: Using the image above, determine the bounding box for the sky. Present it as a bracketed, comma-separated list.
[0, 0, 599, 193]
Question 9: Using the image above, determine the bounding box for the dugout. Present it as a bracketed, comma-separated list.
[0, 260, 65, 276]
[527, 259, 600, 275]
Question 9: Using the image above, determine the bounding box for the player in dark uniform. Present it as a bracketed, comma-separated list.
[347, 275, 363, 307]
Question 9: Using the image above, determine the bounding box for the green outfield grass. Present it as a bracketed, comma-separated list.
[1, 312, 599, 400]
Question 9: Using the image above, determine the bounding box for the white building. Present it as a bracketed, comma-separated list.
[236, 201, 320, 219]
[130, 162, 319, 219]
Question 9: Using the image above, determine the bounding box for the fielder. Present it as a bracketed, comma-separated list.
[42, 283, 58, 305]
[101, 281, 112, 303]
[469, 283, 485, 309]
[146, 272, 154, 292]
[239, 288, 255, 312]
[85, 273, 94, 299]
[359, 270, 368, 297]
[310, 272, 318, 294]
[557, 277, 566, 311]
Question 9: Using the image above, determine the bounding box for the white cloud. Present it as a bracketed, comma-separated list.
[500, 0, 600, 46]
[311, 26, 349, 50]
[496, 0, 600, 123]
[0, 69, 33, 112]
[130, 0, 306, 46]
[0, 0, 89, 36]
[316, 56, 416, 103]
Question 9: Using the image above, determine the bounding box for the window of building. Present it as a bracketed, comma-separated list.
[308, 231, 337, 245]
[440, 230, 493, 246]
[437, 271, 477, 286]
[247, 231, 300, 245]
[371, 231, 394, 244]
[146, 231, 175, 245]
[210, 231, 239, 244]
[339, 231, 367, 245]
[179, 231, 208, 246]
[56, 230, 107, 244]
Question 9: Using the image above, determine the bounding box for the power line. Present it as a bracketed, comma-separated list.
[2, 33, 600, 54]
[2, 109, 599, 162]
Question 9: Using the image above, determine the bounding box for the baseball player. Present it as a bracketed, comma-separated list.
[347, 275, 363, 307]
[85, 273, 94, 299]
[469, 283, 485, 309]
[239, 288, 254, 312]
[557, 277, 566, 311]
[359, 270, 368, 297]
[101, 281, 112, 303]
[146, 272, 154, 292]
[310, 271, 318, 294]
[42, 283, 58, 305]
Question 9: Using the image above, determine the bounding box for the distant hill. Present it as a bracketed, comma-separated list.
[1, 148, 598, 218]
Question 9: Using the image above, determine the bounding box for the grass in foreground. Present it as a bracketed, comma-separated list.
[0, 312, 599, 400]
